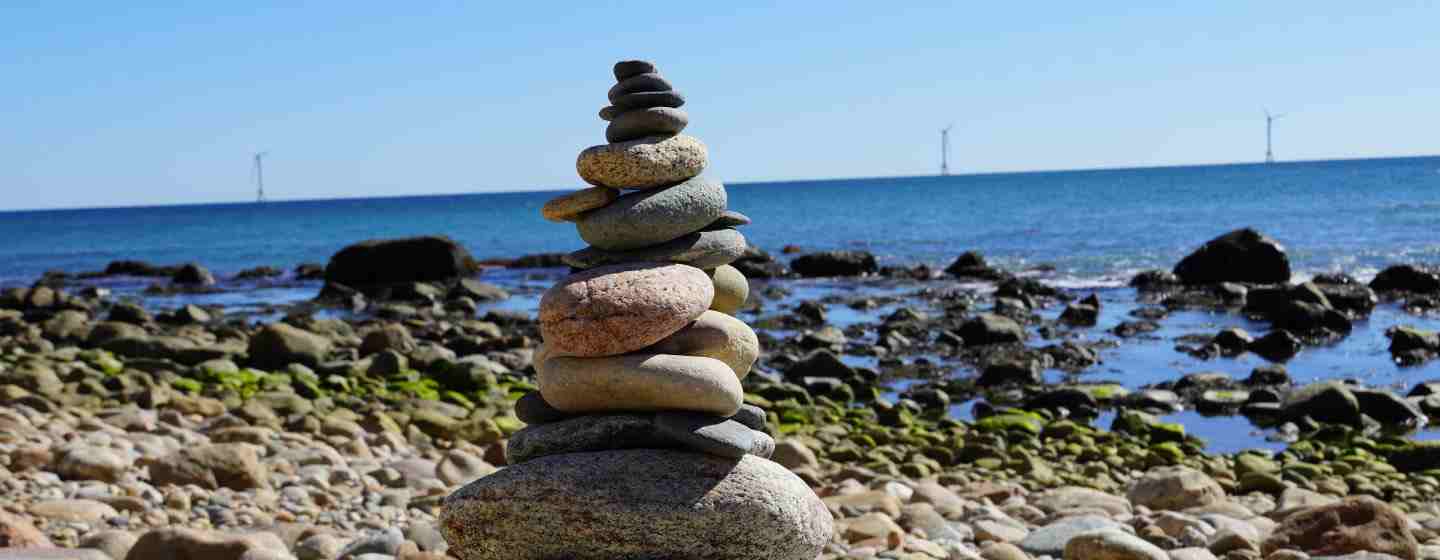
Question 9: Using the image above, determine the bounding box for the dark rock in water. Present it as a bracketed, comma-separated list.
[731, 243, 788, 278]
[294, 263, 325, 280]
[790, 251, 878, 278]
[1370, 264, 1440, 294]
[959, 313, 1026, 346]
[793, 301, 827, 324]
[1285, 382, 1361, 425]
[608, 72, 674, 102]
[1251, 330, 1303, 362]
[1213, 327, 1253, 354]
[1130, 269, 1181, 291]
[654, 412, 754, 459]
[605, 107, 688, 143]
[1026, 387, 1097, 412]
[945, 251, 1005, 280]
[997, 277, 1059, 300]
[1351, 388, 1425, 427]
[171, 263, 215, 285]
[1317, 282, 1378, 316]
[102, 260, 177, 277]
[612, 59, 656, 81]
[1173, 228, 1291, 285]
[1268, 301, 1352, 335]
[324, 236, 473, 298]
[1409, 381, 1440, 397]
[977, 358, 1042, 387]
[234, 266, 282, 280]
[503, 253, 568, 269]
[1112, 320, 1160, 338]
[784, 350, 859, 383]
[1059, 295, 1100, 327]
[1244, 364, 1291, 386]
[610, 90, 685, 111]
[1387, 326, 1440, 366]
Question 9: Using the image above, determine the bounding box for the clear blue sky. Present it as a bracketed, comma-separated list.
[2, 2, 1437, 210]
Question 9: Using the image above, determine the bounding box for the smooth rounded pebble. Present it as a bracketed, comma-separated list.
[441, 449, 833, 560]
[539, 263, 712, 357]
[613, 59, 656, 81]
[539, 353, 743, 416]
[731, 403, 767, 431]
[612, 90, 685, 111]
[540, 186, 619, 222]
[563, 228, 746, 270]
[654, 412, 754, 459]
[750, 430, 776, 458]
[707, 210, 752, 229]
[513, 391, 572, 425]
[708, 264, 750, 315]
[608, 72, 673, 102]
[577, 134, 707, 190]
[606, 107, 689, 143]
[646, 309, 759, 378]
[1063, 529, 1169, 560]
[576, 174, 727, 251]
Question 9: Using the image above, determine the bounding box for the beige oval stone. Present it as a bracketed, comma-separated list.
[539, 353, 742, 416]
[541, 187, 619, 222]
[709, 264, 749, 315]
[539, 263, 713, 357]
[442, 449, 833, 560]
[647, 310, 758, 378]
[577, 134, 708, 189]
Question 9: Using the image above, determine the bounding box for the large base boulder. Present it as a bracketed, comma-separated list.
[441, 449, 832, 560]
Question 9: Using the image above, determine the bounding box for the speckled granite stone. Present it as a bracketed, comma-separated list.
[540, 186, 619, 222]
[576, 134, 707, 190]
[538, 262, 712, 357]
[539, 353, 742, 416]
[575, 174, 726, 251]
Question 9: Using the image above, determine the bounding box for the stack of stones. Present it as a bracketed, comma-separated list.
[440, 60, 834, 560]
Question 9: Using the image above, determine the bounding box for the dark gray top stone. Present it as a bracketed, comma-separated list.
[563, 228, 747, 270]
[613, 60, 656, 81]
[606, 107, 688, 143]
[612, 90, 685, 111]
[608, 73, 674, 102]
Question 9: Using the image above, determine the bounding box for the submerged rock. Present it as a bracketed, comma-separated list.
[1173, 228, 1291, 285]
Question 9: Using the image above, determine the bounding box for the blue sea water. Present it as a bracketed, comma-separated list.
[5, 155, 1440, 451]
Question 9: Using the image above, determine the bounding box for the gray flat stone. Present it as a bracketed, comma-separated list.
[750, 430, 775, 459]
[731, 403, 767, 431]
[654, 412, 754, 459]
[707, 210, 751, 229]
[442, 449, 833, 560]
[606, 107, 689, 143]
[608, 73, 673, 102]
[613, 60, 656, 81]
[1019, 515, 1123, 557]
[599, 105, 621, 122]
[514, 391, 573, 425]
[563, 228, 746, 270]
[506, 414, 671, 464]
[612, 90, 685, 111]
[576, 174, 727, 251]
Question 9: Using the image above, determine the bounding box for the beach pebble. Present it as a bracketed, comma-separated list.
[606, 106, 689, 143]
[731, 404, 767, 431]
[708, 264, 749, 315]
[608, 72, 674, 101]
[1126, 466, 1225, 511]
[441, 450, 832, 560]
[513, 391, 572, 425]
[539, 263, 713, 357]
[645, 309, 759, 378]
[707, 210, 751, 229]
[539, 353, 743, 416]
[613, 59, 656, 80]
[1064, 528, 1169, 560]
[540, 186, 619, 222]
[576, 174, 727, 251]
[563, 228, 745, 270]
[577, 134, 707, 190]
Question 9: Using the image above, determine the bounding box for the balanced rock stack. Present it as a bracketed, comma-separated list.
[441, 60, 833, 560]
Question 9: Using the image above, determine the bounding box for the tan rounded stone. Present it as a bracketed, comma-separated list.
[539, 263, 713, 357]
[708, 264, 749, 315]
[577, 134, 707, 189]
[647, 310, 758, 378]
[539, 353, 742, 416]
[540, 187, 619, 222]
[441, 449, 833, 560]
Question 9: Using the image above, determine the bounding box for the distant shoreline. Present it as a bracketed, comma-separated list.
[4, 153, 1438, 215]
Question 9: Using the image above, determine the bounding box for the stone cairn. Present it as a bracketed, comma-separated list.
[440, 60, 834, 559]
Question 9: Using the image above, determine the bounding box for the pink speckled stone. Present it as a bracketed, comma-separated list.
[539, 262, 713, 357]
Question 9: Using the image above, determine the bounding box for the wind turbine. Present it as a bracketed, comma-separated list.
[940, 124, 953, 176]
[1264, 110, 1285, 164]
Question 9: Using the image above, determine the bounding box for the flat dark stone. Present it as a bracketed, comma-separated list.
[613, 60, 656, 81]
[514, 391, 573, 425]
[507, 414, 673, 464]
[654, 411, 754, 459]
[612, 90, 685, 111]
[606, 107, 688, 143]
[563, 228, 746, 270]
[599, 105, 621, 122]
[731, 404, 767, 431]
[706, 210, 751, 230]
[608, 73, 674, 103]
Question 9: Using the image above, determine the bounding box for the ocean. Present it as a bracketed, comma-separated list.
[5, 155, 1440, 451]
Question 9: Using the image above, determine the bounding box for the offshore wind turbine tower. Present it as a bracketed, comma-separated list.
[940, 125, 953, 176]
[1264, 110, 1284, 164]
[254, 152, 268, 202]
